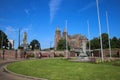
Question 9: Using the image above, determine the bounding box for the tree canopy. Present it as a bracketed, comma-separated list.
[111, 37, 120, 48]
[29, 39, 41, 50]
[89, 33, 120, 49]
[0, 30, 8, 49]
[57, 39, 70, 51]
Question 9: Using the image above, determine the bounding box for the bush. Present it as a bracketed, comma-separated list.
[95, 58, 102, 64]
[28, 53, 34, 57]
[18, 46, 23, 49]
[112, 60, 120, 66]
[59, 54, 64, 57]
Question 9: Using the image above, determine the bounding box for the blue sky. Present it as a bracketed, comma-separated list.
[0, 0, 120, 49]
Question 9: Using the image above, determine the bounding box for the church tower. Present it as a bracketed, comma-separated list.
[21, 32, 29, 50]
[54, 27, 61, 50]
[62, 27, 67, 40]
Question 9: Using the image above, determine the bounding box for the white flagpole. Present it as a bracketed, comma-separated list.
[87, 20, 91, 55]
[66, 20, 68, 58]
[96, 0, 104, 62]
[106, 11, 112, 58]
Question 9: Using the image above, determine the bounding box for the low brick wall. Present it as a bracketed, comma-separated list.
[93, 49, 120, 57]
[0, 50, 16, 60]
[0, 50, 77, 60]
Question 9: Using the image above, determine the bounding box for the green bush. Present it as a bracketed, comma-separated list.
[112, 60, 120, 66]
[29, 54, 34, 57]
[95, 58, 102, 63]
[59, 54, 64, 57]
[18, 46, 23, 49]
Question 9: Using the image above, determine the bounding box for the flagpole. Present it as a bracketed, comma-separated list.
[106, 11, 112, 58]
[18, 28, 20, 48]
[66, 20, 68, 58]
[96, 0, 104, 62]
[87, 20, 91, 55]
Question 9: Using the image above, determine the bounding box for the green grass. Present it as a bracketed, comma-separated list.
[7, 59, 120, 80]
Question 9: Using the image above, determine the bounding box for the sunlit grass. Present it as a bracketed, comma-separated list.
[7, 59, 120, 80]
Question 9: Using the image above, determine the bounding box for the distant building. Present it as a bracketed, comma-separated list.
[8, 40, 14, 49]
[21, 32, 29, 50]
[54, 27, 88, 51]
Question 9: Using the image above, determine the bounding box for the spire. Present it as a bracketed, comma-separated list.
[56, 26, 60, 31]
[64, 27, 67, 32]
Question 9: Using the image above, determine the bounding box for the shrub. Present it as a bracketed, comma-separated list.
[95, 58, 102, 64]
[18, 46, 23, 49]
[28, 54, 34, 57]
[59, 54, 64, 57]
[112, 60, 120, 66]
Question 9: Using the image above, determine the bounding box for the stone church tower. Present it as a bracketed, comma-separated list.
[54, 26, 88, 51]
[54, 27, 61, 50]
[62, 27, 67, 40]
[21, 32, 29, 50]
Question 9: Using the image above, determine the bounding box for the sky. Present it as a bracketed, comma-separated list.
[0, 0, 120, 49]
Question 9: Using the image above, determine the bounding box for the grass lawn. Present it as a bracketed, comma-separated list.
[7, 58, 120, 80]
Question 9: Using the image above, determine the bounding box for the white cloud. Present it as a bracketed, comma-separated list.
[5, 26, 18, 40]
[5, 26, 17, 32]
[5, 24, 32, 40]
[49, 0, 62, 24]
[4, 25, 32, 49]
[79, 2, 95, 13]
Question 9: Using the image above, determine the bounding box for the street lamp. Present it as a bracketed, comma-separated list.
[50, 41, 53, 50]
[2, 46, 5, 60]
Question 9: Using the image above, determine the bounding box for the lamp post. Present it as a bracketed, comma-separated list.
[2, 46, 5, 60]
[15, 49, 17, 59]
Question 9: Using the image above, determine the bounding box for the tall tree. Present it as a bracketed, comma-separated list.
[101, 33, 109, 49]
[111, 37, 119, 48]
[90, 33, 120, 49]
[57, 39, 70, 50]
[90, 37, 100, 49]
[0, 30, 8, 49]
[90, 33, 112, 49]
[30, 39, 41, 50]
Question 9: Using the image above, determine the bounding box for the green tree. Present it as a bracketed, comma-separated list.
[111, 37, 119, 48]
[0, 30, 8, 49]
[90, 33, 112, 49]
[118, 38, 120, 48]
[90, 37, 100, 49]
[101, 33, 109, 49]
[30, 39, 41, 50]
[57, 39, 70, 50]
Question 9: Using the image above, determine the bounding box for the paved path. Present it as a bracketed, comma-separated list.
[0, 60, 41, 80]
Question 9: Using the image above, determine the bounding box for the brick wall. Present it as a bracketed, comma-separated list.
[0, 49, 77, 60]
[0, 50, 16, 59]
[93, 49, 120, 57]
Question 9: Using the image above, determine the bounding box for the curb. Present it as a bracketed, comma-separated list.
[3, 63, 47, 80]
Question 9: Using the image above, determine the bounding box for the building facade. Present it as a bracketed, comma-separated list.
[21, 32, 29, 50]
[8, 40, 14, 49]
[54, 27, 88, 51]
